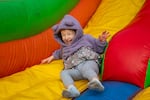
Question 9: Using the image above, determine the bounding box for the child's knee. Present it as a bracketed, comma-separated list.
[60, 70, 68, 77]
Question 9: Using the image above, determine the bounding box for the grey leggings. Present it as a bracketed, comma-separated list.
[60, 60, 99, 87]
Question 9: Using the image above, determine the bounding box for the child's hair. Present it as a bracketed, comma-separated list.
[58, 31, 62, 41]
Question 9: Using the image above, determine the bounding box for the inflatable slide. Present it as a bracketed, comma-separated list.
[0, 0, 150, 100]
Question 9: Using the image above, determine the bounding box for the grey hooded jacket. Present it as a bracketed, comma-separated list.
[52, 15, 107, 61]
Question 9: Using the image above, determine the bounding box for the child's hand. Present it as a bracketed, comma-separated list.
[99, 31, 110, 42]
[41, 56, 54, 64]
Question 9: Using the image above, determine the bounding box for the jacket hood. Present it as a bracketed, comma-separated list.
[52, 15, 83, 46]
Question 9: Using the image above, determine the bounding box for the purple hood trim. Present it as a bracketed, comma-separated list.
[52, 15, 83, 46]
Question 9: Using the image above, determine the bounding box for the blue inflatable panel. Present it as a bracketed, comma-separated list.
[75, 81, 141, 100]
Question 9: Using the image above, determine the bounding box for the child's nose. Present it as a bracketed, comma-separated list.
[65, 36, 69, 40]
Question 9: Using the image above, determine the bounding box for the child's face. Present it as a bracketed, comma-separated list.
[61, 29, 75, 45]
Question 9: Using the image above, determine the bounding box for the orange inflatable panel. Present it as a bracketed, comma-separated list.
[70, 0, 101, 27]
[0, 0, 101, 78]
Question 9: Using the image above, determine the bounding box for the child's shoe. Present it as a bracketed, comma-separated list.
[88, 79, 104, 91]
[62, 85, 80, 98]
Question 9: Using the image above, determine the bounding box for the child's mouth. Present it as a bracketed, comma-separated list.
[66, 40, 72, 45]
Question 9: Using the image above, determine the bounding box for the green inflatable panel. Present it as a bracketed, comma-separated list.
[145, 59, 150, 88]
[0, 0, 79, 42]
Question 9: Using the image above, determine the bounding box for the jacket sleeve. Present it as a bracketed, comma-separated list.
[95, 39, 107, 54]
[86, 34, 107, 54]
[52, 48, 62, 59]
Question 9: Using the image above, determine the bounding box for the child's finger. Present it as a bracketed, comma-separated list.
[41, 59, 47, 64]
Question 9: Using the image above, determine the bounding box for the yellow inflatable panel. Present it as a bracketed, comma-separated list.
[0, 60, 87, 100]
[132, 87, 150, 100]
[0, 0, 146, 100]
[83, 0, 145, 41]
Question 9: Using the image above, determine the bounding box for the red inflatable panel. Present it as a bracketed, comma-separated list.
[102, 0, 150, 88]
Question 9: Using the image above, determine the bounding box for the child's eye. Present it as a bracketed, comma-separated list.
[67, 33, 71, 35]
